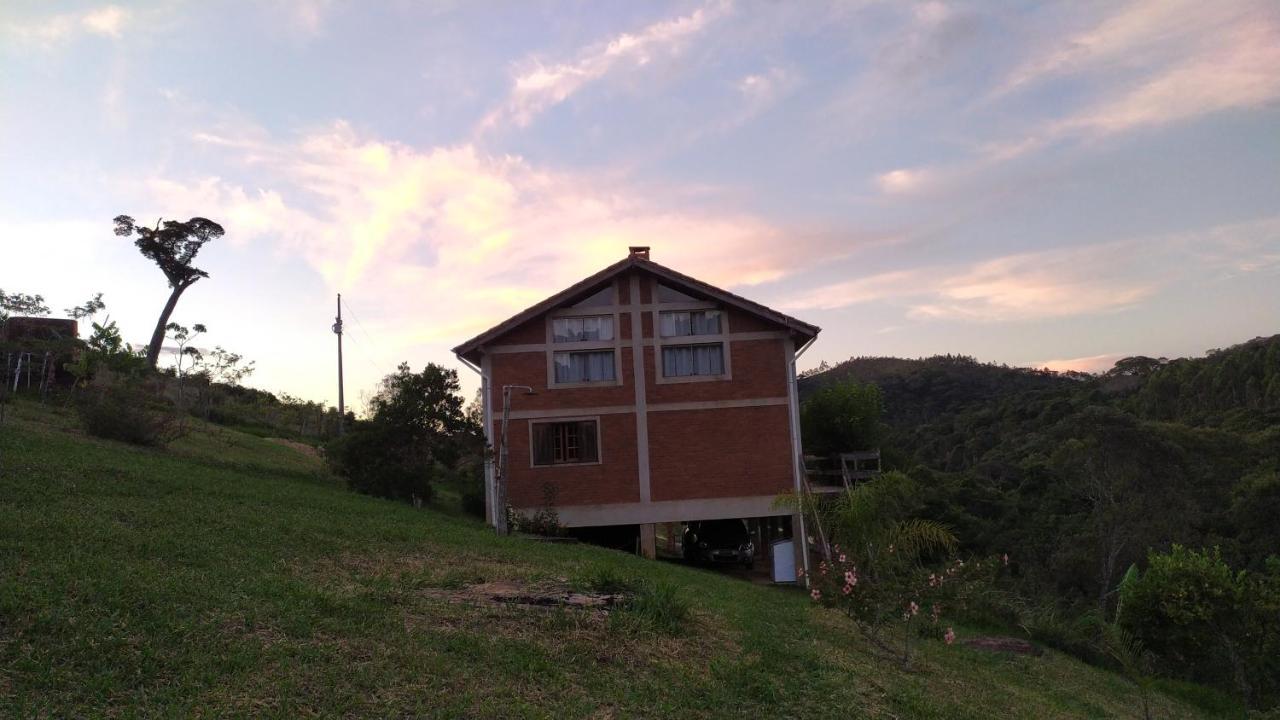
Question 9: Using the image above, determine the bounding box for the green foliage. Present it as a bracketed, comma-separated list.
[615, 580, 691, 636]
[0, 289, 51, 323]
[61, 319, 148, 391]
[789, 472, 1004, 666]
[1098, 621, 1156, 720]
[63, 293, 106, 322]
[574, 565, 637, 595]
[510, 483, 564, 537]
[800, 379, 883, 456]
[75, 384, 186, 446]
[326, 362, 472, 505]
[1119, 546, 1280, 709]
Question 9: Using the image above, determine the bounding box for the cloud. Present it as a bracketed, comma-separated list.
[877, 0, 1280, 197]
[1052, 21, 1280, 137]
[993, 0, 1263, 98]
[906, 246, 1157, 321]
[163, 121, 838, 351]
[737, 67, 792, 108]
[3, 5, 130, 45]
[1036, 353, 1125, 374]
[778, 216, 1280, 321]
[480, 1, 730, 131]
[875, 168, 936, 195]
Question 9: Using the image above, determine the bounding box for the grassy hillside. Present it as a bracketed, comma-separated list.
[0, 400, 1233, 718]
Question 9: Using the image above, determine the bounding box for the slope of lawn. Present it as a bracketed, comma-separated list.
[0, 399, 1238, 718]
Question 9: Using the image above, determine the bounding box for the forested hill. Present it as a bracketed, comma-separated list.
[798, 354, 1082, 429]
[800, 334, 1280, 432]
[798, 334, 1280, 611]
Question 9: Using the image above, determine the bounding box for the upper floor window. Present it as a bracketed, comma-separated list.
[553, 350, 616, 383]
[662, 343, 725, 377]
[659, 309, 721, 337]
[553, 315, 614, 343]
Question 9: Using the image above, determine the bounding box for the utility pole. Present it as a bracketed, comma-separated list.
[494, 384, 535, 535]
[333, 293, 345, 436]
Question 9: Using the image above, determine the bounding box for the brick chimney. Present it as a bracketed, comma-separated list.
[628, 246, 650, 259]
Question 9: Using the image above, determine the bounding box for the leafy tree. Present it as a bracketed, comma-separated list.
[113, 215, 223, 369]
[801, 379, 883, 457]
[64, 293, 106, 323]
[327, 363, 470, 504]
[165, 322, 206, 379]
[0, 289, 51, 325]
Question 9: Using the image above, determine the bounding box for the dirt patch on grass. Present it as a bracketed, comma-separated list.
[264, 437, 320, 458]
[424, 580, 625, 609]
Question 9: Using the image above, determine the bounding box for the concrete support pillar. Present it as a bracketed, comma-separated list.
[639, 523, 657, 559]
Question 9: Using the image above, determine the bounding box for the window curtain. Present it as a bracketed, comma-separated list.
[554, 350, 615, 382]
[532, 424, 556, 465]
[553, 315, 614, 342]
[579, 421, 599, 462]
[659, 310, 721, 337]
[662, 343, 724, 377]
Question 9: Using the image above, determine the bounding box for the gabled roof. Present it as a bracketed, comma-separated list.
[452, 252, 820, 364]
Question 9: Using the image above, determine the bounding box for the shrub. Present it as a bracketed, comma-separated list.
[76, 386, 185, 446]
[616, 580, 690, 636]
[326, 422, 435, 504]
[510, 483, 564, 537]
[574, 565, 636, 595]
[1119, 546, 1280, 710]
[800, 379, 883, 457]
[789, 472, 1006, 667]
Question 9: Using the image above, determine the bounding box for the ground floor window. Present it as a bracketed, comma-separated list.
[661, 343, 724, 377]
[532, 420, 600, 465]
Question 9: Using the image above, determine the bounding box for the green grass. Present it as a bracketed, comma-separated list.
[0, 399, 1243, 718]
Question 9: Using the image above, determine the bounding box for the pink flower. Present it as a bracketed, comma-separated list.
[944, 628, 956, 645]
[928, 573, 938, 587]
[909, 601, 919, 617]
[844, 570, 857, 585]
[797, 567, 805, 578]
[842, 584, 853, 595]
[838, 554, 847, 563]
[810, 588, 822, 601]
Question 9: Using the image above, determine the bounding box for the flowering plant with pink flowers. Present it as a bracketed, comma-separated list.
[785, 471, 1008, 667]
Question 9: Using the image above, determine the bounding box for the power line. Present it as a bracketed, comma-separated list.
[340, 296, 393, 376]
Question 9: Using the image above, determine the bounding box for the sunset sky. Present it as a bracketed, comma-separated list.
[3, 1, 1278, 410]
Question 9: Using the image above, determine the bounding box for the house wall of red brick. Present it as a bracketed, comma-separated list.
[647, 404, 794, 502]
[503, 413, 641, 507]
[478, 266, 808, 526]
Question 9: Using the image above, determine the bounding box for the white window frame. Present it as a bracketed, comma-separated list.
[651, 279, 732, 384]
[528, 416, 604, 467]
[545, 283, 624, 389]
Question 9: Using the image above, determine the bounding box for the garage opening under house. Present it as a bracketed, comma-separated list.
[452, 247, 820, 577]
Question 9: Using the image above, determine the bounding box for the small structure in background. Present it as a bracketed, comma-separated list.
[0, 317, 80, 399]
[453, 248, 821, 579]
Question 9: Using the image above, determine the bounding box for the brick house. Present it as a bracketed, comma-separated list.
[452, 247, 819, 567]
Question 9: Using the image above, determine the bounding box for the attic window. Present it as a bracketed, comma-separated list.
[552, 315, 614, 343]
[656, 283, 698, 303]
[572, 286, 613, 308]
[659, 310, 721, 337]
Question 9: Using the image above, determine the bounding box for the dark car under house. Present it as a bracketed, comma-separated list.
[683, 519, 755, 569]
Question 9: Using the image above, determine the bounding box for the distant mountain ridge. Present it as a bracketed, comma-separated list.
[799, 334, 1280, 433]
